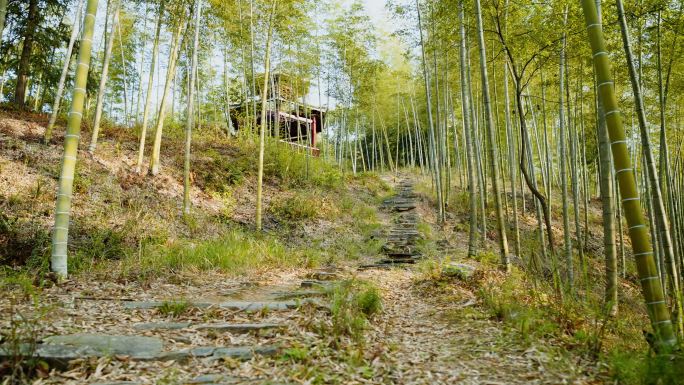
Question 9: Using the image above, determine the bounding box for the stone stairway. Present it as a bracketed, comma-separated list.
[0, 274, 338, 384]
[362, 180, 423, 268]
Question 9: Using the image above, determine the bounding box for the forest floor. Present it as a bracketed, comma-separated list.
[0, 110, 650, 384]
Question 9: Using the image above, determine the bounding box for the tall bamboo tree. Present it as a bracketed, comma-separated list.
[416, 0, 443, 222]
[50, 0, 99, 277]
[255, 0, 276, 231]
[149, 15, 187, 175]
[559, 8, 573, 289]
[616, 0, 683, 335]
[135, 1, 164, 173]
[45, 0, 86, 143]
[581, 0, 677, 348]
[475, 0, 509, 271]
[458, 0, 477, 257]
[184, 0, 202, 214]
[88, 0, 120, 153]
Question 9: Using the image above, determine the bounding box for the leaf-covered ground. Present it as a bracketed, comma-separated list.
[2, 181, 604, 385]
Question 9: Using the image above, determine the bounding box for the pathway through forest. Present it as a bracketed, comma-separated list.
[355, 176, 598, 384]
[2, 176, 601, 384]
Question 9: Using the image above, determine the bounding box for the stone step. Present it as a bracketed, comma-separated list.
[383, 251, 421, 259]
[218, 300, 319, 312]
[124, 300, 319, 312]
[188, 374, 239, 384]
[305, 271, 339, 281]
[170, 345, 279, 362]
[133, 322, 191, 331]
[0, 334, 279, 369]
[383, 250, 421, 258]
[383, 243, 418, 250]
[132, 322, 285, 334]
[385, 238, 419, 244]
[388, 230, 420, 235]
[385, 244, 418, 250]
[123, 301, 212, 310]
[387, 234, 420, 240]
[300, 280, 329, 289]
[388, 232, 420, 238]
[386, 236, 419, 242]
[194, 323, 284, 333]
[272, 290, 325, 300]
[389, 228, 420, 233]
[379, 258, 419, 265]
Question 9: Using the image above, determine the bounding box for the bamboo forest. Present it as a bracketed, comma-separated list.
[2, 0, 684, 383]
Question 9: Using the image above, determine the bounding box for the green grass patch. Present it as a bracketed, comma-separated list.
[269, 192, 322, 221]
[607, 350, 684, 385]
[263, 139, 343, 190]
[281, 346, 310, 363]
[194, 148, 252, 191]
[0, 211, 51, 268]
[132, 228, 322, 275]
[0, 275, 51, 382]
[326, 279, 382, 342]
[158, 300, 191, 317]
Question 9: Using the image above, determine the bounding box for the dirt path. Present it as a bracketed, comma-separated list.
[1, 176, 602, 384]
[358, 267, 597, 384]
[353, 177, 598, 384]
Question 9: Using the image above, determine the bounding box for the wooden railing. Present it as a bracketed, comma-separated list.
[279, 140, 320, 156]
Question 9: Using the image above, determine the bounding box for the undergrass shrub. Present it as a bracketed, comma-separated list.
[0, 211, 51, 269]
[62, 218, 139, 274]
[478, 271, 563, 342]
[447, 190, 470, 216]
[353, 172, 393, 199]
[194, 148, 252, 192]
[0, 276, 51, 382]
[607, 350, 684, 385]
[161, 117, 186, 140]
[327, 279, 382, 342]
[263, 140, 343, 189]
[269, 192, 321, 221]
[158, 300, 191, 317]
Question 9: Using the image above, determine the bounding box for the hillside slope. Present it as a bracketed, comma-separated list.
[1, 112, 679, 385]
[0, 110, 387, 278]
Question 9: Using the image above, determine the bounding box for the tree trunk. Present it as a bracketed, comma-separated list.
[50, 0, 100, 277]
[15, 0, 40, 109]
[135, 2, 164, 173]
[148, 19, 187, 176]
[416, 0, 443, 222]
[45, 0, 85, 143]
[505, 66, 520, 258]
[88, 0, 120, 153]
[475, 0, 509, 270]
[559, 8, 573, 290]
[616, 0, 683, 335]
[183, 0, 202, 214]
[255, 0, 276, 231]
[581, 0, 677, 349]
[458, 0, 478, 257]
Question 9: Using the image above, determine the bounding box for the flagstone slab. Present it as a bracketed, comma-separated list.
[133, 322, 191, 331]
[44, 334, 164, 359]
[123, 301, 212, 310]
[194, 323, 284, 333]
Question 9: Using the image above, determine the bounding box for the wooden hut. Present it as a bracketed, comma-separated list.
[230, 72, 325, 156]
